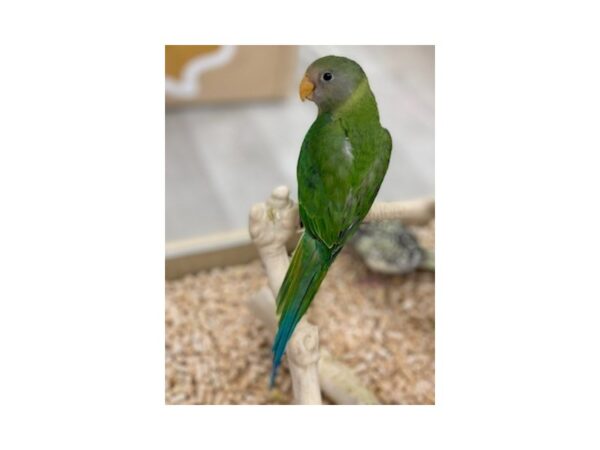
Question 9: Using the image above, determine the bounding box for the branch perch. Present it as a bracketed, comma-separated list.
[364, 197, 434, 225]
[249, 186, 322, 404]
[248, 185, 434, 404]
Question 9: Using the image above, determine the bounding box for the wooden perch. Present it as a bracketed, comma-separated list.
[364, 197, 434, 225]
[249, 186, 322, 404]
[248, 185, 434, 404]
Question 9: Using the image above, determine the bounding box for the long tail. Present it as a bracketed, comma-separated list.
[270, 232, 333, 387]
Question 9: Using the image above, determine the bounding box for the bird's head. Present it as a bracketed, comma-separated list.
[299, 55, 368, 113]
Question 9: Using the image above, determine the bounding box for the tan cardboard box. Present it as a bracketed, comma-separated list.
[165, 45, 298, 105]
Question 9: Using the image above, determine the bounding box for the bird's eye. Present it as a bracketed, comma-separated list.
[322, 72, 333, 82]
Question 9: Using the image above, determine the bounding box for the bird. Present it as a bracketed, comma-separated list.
[270, 55, 392, 386]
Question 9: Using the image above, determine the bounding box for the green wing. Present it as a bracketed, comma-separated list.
[297, 114, 392, 250]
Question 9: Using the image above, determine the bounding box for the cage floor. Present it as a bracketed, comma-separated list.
[166, 220, 434, 404]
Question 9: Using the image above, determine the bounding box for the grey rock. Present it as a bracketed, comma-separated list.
[351, 220, 426, 275]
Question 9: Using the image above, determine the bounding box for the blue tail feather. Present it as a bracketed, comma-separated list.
[269, 233, 333, 387]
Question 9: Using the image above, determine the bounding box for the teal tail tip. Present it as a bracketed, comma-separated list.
[269, 364, 279, 389]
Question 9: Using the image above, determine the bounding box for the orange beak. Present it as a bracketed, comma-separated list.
[299, 75, 314, 101]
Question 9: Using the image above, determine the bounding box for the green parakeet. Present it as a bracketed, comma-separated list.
[271, 55, 392, 386]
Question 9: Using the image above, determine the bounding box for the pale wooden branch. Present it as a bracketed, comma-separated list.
[248, 186, 321, 404]
[364, 197, 434, 225]
[249, 185, 299, 295]
[248, 185, 435, 405]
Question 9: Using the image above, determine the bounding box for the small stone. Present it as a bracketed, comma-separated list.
[351, 220, 425, 275]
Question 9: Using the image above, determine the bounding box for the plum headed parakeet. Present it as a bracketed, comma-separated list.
[271, 55, 392, 386]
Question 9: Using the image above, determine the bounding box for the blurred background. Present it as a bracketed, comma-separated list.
[166, 45, 434, 248]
